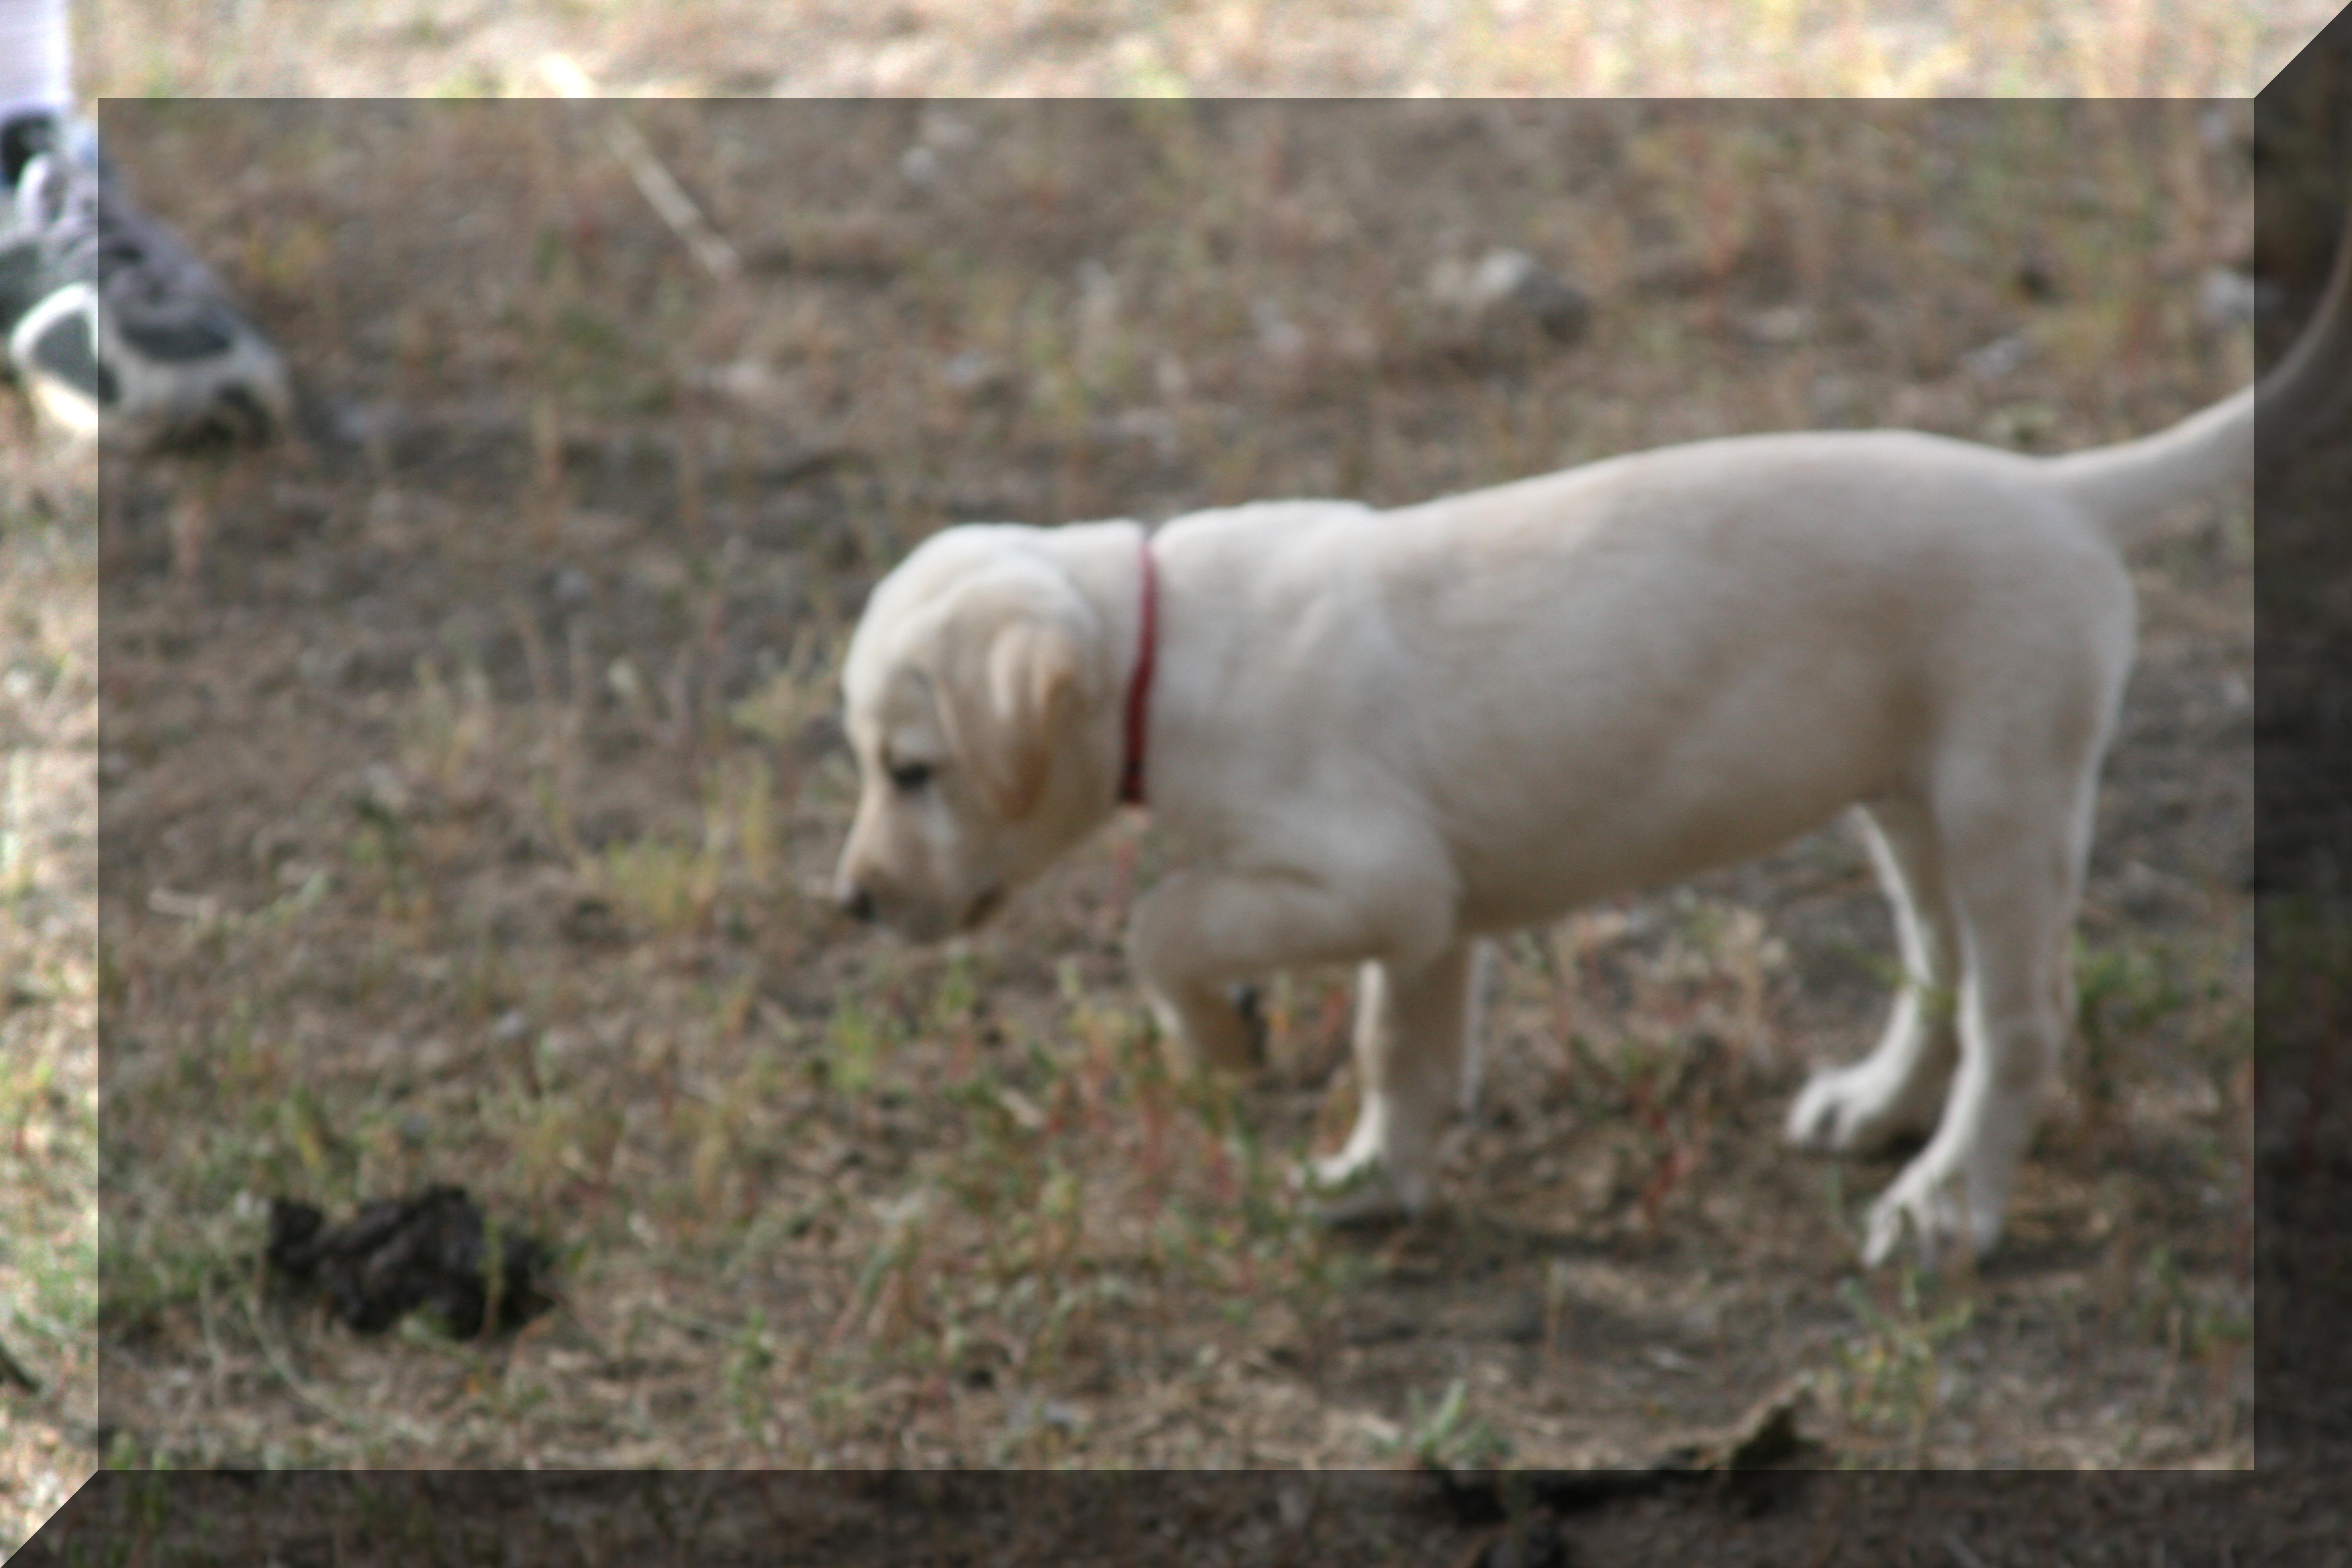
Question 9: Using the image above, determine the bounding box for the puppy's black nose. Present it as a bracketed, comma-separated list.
[838, 883, 877, 924]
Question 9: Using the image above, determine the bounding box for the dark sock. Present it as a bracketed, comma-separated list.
[1, 113, 59, 189]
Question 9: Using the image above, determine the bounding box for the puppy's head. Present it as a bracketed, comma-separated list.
[832, 527, 1116, 942]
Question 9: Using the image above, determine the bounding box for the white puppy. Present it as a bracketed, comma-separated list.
[833, 236, 2346, 1268]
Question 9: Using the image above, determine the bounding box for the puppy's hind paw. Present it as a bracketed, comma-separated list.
[1785, 1061, 1936, 1155]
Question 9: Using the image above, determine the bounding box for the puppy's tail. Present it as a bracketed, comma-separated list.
[2044, 199, 2352, 546]
[2041, 385, 2253, 546]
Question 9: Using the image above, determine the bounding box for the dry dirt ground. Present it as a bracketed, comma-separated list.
[73, 0, 2335, 100]
[0, 434, 99, 1551]
[70, 96, 2276, 1491]
[18, 1465, 2352, 1567]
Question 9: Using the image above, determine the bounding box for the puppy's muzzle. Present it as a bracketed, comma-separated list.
[836, 881, 878, 924]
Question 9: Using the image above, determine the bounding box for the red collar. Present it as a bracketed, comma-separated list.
[1118, 533, 1157, 807]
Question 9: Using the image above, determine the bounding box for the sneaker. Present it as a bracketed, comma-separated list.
[0, 113, 289, 446]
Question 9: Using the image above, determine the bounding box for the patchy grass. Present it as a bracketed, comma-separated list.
[77, 99, 2259, 1486]
[73, 0, 2314, 101]
[0, 419, 99, 1541]
[1828, 1267, 1977, 1464]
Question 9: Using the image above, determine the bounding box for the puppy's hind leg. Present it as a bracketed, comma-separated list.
[1863, 765, 2098, 1269]
[1457, 939, 1497, 1117]
[1306, 940, 1479, 1222]
[1787, 797, 1962, 1154]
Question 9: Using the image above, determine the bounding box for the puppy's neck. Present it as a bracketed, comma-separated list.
[1032, 518, 1155, 806]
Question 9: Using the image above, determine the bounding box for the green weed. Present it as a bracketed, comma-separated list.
[1832, 1268, 1975, 1459]
[1390, 1377, 1514, 1470]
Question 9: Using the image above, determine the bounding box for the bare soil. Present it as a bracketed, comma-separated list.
[72, 0, 2329, 100]
[18, 1465, 2352, 1567]
[0, 420, 99, 1546]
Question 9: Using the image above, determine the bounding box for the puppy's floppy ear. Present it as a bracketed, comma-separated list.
[923, 582, 1083, 822]
[983, 619, 1080, 820]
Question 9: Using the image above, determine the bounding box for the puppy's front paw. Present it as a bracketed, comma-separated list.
[1861, 1152, 2000, 1271]
[1785, 1060, 1939, 1155]
[1295, 1150, 1426, 1228]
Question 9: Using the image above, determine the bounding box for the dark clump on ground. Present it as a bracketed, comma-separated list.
[264, 1185, 554, 1338]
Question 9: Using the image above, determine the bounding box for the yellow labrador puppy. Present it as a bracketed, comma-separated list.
[834, 236, 2345, 1268]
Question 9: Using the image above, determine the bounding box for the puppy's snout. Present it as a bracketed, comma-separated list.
[836, 881, 877, 924]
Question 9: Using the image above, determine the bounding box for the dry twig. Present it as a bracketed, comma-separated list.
[538, 54, 742, 283]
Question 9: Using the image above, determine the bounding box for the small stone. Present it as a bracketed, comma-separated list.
[1739, 304, 1810, 346]
[940, 350, 1016, 401]
[353, 763, 409, 819]
[1252, 298, 1309, 362]
[548, 565, 595, 606]
[2199, 266, 2263, 327]
[1430, 248, 1592, 344]
[918, 107, 977, 152]
[1961, 334, 2032, 381]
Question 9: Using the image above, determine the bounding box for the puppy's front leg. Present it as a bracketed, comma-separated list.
[1306, 941, 1477, 1222]
[1143, 967, 1267, 1077]
[1128, 860, 1455, 1071]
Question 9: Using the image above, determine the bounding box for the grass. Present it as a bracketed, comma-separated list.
[60, 96, 2263, 1491]
[1830, 1267, 1977, 1463]
[0, 431, 100, 1542]
[75, 0, 2305, 100]
[1390, 1377, 1514, 1471]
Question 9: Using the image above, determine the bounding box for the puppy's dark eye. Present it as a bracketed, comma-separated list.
[888, 760, 933, 792]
